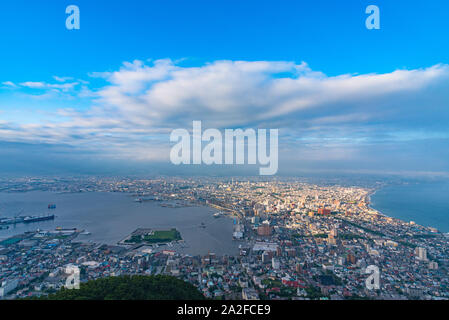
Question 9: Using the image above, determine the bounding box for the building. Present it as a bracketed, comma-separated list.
[242, 288, 260, 300]
[262, 251, 273, 264]
[253, 242, 278, 252]
[0, 279, 19, 298]
[428, 261, 438, 270]
[257, 223, 272, 236]
[318, 208, 331, 215]
[253, 203, 265, 216]
[233, 231, 244, 240]
[276, 246, 282, 257]
[286, 248, 296, 257]
[272, 258, 280, 270]
[406, 287, 423, 298]
[346, 253, 356, 265]
[162, 250, 176, 256]
[330, 228, 338, 238]
[328, 234, 337, 245]
[415, 247, 428, 261]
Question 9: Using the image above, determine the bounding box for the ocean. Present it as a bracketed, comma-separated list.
[371, 180, 449, 233]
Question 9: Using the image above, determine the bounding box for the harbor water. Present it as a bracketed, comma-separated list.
[0, 191, 240, 255]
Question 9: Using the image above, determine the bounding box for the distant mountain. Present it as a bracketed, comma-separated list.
[40, 275, 205, 300]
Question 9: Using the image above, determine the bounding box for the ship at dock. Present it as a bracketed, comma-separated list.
[1, 214, 55, 226]
[23, 214, 55, 224]
[0, 216, 25, 225]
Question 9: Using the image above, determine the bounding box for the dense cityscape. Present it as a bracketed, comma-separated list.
[0, 176, 448, 300]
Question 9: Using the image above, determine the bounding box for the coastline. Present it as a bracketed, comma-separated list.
[367, 187, 387, 217]
[367, 184, 447, 234]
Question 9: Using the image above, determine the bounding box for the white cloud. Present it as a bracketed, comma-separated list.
[2, 59, 449, 172]
[53, 76, 74, 82]
[2, 81, 17, 88]
[87, 60, 449, 131]
[18, 81, 79, 92]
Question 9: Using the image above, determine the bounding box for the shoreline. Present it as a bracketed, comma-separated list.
[367, 185, 446, 234]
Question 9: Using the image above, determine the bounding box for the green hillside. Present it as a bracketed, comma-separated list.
[41, 275, 205, 300]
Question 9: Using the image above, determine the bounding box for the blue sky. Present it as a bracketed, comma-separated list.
[0, 0, 448, 176]
[1, 0, 448, 77]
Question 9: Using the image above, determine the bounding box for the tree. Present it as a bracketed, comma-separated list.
[37, 275, 205, 300]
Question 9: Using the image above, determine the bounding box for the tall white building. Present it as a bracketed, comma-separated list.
[272, 258, 280, 270]
[0, 279, 19, 298]
[415, 247, 428, 261]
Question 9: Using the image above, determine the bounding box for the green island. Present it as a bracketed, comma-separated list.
[125, 228, 182, 244]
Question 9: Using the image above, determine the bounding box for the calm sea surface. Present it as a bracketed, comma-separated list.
[0, 191, 240, 255]
[371, 181, 449, 233]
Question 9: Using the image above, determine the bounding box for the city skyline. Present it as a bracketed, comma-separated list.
[0, 175, 448, 300]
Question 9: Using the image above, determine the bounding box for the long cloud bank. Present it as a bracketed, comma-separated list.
[1, 59, 449, 174]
